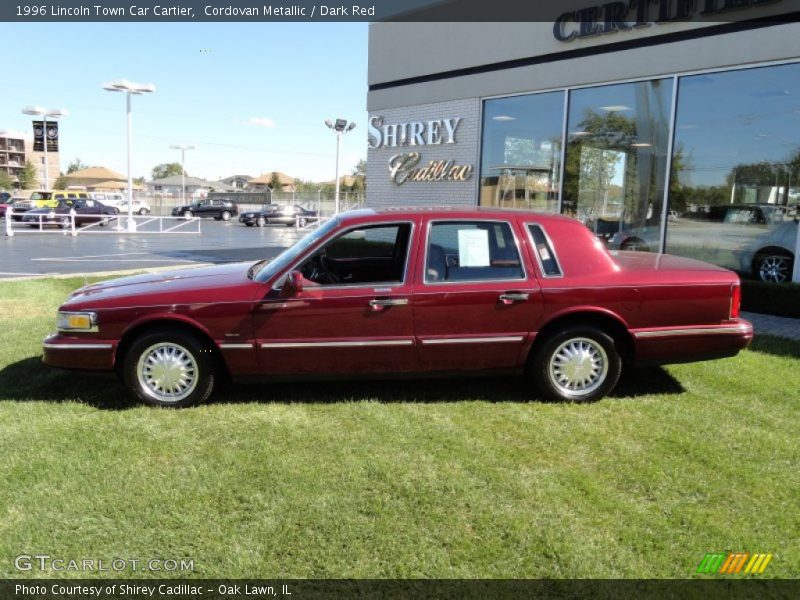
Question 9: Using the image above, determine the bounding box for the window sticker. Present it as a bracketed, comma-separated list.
[457, 229, 490, 267]
[538, 245, 551, 261]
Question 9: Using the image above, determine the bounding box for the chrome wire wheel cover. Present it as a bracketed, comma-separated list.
[759, 256, 790, 283]
[136, 342, 199, 403]
[548, 337, 609, 398]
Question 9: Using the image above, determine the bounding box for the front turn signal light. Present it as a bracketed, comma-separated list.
[57, 311, 98, 332]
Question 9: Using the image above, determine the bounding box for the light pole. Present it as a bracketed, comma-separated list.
[325, 118, 356, 215]
[21, 106, 68, 190]
[102, 79, 156, 232]
[169, 144, 195, 205]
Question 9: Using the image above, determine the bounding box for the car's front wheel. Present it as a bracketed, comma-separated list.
[184, 210, 193, 219]
[122, 330, 216, 408]
[138, 208, 149, 216]
[256, 216, 266, 227]
[297, 217, 308, 227]
[221, 211, 232, 221]
[754, 252, 793, 283]
[529, 326, 621, 403]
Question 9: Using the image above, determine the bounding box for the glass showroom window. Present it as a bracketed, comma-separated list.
[562, 78, 673, 252]
[480, 91, 565, 212]
[666, 63, 800, 283]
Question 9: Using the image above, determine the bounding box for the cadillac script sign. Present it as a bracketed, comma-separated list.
[368, 115, 474, 185]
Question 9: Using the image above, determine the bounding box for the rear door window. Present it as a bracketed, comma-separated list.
[425, 221, 524, 283]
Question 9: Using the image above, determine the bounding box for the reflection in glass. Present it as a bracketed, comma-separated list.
[480, 92, 564, 212]
[563, 79, 673, 252]
[667, 63, 800, 282]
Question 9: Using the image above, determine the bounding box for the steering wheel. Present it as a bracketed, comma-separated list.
[306, 252, 340, 284]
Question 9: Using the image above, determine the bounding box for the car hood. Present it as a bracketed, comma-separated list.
[63, 261, 260, 308]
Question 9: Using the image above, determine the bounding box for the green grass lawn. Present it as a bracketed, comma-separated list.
[0, 277, 798, 579]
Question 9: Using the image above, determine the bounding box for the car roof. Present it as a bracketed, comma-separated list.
[338, 206, 577, 224]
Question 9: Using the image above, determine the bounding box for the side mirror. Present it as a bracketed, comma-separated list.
[282, 270, 304, 296]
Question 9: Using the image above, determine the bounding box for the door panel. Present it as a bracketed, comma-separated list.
[253, 285, 417, 375]
[251, 220, 420, 376]
[413, 219, 542, 371]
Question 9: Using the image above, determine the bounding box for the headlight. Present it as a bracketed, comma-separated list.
[57, 311, 98, 332]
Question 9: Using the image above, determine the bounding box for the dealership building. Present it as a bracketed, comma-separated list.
[366, 5, 800, 282]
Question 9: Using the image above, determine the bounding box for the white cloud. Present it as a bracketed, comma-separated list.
[247, 117, 276, 128]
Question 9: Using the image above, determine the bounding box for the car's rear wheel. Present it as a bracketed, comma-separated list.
[221, 211, 232, 221]
[256, 216, 266, 227]
[138, 208, 148, 216]
[529, 326, 621, 403]
[99, 216, 110, 227]
[58, 216, 71, 229]
[754, 252, 793, 283]
[122, 330, 216, 408]
[244, 222, 254, 227]
[297, 217, 308, 227]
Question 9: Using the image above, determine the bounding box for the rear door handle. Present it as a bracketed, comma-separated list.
[499, 292, 530, 304]
[369, 298, 409, 311]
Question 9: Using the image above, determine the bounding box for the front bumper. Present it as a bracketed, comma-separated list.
[42, 334, 117, 371]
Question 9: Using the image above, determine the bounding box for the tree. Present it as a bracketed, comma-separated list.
[53, 173, 69, 190]
[351, 159, 366, 193]
[151, 162, 184, 180]
[0, 170, 13, 190]
[268, 171, 282, 191]
[66, 158, 88, 174]
[133, 176, 146, 187]
[18, 160, 39, 189]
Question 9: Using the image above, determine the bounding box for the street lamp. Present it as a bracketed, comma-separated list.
[102, 79, 156, 232]
[324, 118, 356, 214]
[169, 144, 195, 205]
[21, 106, 68, 190]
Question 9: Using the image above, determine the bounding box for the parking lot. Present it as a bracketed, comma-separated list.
[0, 220, 303, 279]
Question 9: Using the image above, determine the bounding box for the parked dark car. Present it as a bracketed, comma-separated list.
[22, 199, 119, 228]
[43, 207, 751, 408]
[172, 198, 238, 220]
[239, 204, 317, 227]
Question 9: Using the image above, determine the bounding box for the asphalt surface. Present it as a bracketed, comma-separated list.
[0, 219, 303, 279]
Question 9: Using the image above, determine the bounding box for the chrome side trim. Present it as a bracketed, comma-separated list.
[633, 325, 750, 339]
[43, 343, 113, 350]
[421, 336, 525, 345]
[218, 343, 255, 349]
[261, 339, 415, 349]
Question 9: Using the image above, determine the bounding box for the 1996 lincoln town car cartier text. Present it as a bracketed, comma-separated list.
[43, 208, 752, 407]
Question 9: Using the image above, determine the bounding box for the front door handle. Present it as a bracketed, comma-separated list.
[499, 292, 530, 305]
[369, 298, 409, 311]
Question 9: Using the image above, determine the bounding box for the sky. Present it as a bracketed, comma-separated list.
[0, 22, 369, 183]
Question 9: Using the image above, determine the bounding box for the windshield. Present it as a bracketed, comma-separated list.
[253, 217, 340, 283]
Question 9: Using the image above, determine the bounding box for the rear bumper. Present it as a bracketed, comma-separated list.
[632, 320, 753, 365]
[42, 334, 117, 371]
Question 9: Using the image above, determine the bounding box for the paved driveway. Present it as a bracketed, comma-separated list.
[0, 220, 303, 278]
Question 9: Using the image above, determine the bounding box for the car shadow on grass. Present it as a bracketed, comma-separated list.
[748, 334, 800, 359]
[0, 357, 684, 409]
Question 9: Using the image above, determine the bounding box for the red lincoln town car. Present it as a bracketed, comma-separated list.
[43, 208, 753, 407]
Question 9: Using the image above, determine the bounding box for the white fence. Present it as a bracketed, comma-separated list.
[4, 207, 201, 236]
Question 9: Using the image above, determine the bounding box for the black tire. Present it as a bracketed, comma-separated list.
[138, 208, 148, 216]
[221, 211, 231, 221]
[621, 238, 650, 252]
[528, 325, 622, 403]
[256, 216, 266, 227]
[122, 329, 216, 408]
[753, 252, 794, 284]
[184, 210, 193, 219]
[298, 217, 308, 227]
[58, 216, 71, 229]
